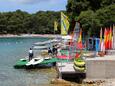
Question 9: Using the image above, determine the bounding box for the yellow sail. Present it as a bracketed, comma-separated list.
[61, 12, 70, 35]
[54, 21, 58, 31]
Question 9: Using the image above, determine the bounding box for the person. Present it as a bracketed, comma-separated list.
[57, 47, 61, 56]
[29, 48, 33, 61]
[48, 47, 52, 56]
[52, 45, 57, 56]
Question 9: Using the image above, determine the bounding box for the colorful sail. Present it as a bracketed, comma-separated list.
[77, 29, 83, 49]
[100, 28, 102, 44]
[100, 28, 103, 51]
[54, 21, 58, 31]
[104, 28, 107, 49]
[61, 12, 70, 35]
[106, 28, 110, 49]
[109, 27, 112, 49]
[69, 32, 74, 46]
[113, 25, 115, 49]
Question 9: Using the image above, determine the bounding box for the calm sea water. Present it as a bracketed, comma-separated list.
[0, 37, 56, 86]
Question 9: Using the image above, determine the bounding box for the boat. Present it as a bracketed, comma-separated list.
[33, 45, 48, 50]
[25, 57, 54, 69]
[14, 56, 68, 69]
[33, 38, 61, 50]
[34, 39, 60, 46]
[14, 57, 50, 69]
[14, 58, 28, 69]
[35, 57, 68, 68]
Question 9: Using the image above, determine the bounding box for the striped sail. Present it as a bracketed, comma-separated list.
[61, 12, 70, 35]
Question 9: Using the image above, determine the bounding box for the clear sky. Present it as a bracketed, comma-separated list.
[0, 0, 67, 13]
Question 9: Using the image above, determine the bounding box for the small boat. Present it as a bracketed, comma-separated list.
[14, 58, 28, 69]
[34, 39, 60, 46]
[33, 39, 60, 50]
[33, 45, 48, 50]
[14, 56, 68, 69]
[26, 57, 69, 69]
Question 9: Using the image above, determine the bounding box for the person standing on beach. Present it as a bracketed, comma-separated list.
[48, 47, 52, 56]
[52, 45, 57, 56]
[29, 48, 33, 61]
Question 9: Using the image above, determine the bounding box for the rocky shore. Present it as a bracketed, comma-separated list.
[49, 78, 115, 86]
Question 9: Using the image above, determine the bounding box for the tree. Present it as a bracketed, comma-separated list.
[66, 0, 115, 36]
[0, 10, 61, 34]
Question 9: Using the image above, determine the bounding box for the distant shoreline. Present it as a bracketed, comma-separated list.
[0, 34, 61, 38]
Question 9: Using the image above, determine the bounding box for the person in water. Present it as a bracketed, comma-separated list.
[29, 48, 33, 61]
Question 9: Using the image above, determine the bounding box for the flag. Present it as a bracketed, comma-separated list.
[77, 29, 83, 49]
[106, 28, 110, 49]
[104, 28, 107, 49]
[100, 28, 102, 44]
[100, 28, 103, 51]
[113, 25, 115, 49]
[61, 12, 70, 35]
[109, 27, 112, 49]
[54, 21, 58, 31]
[101, 40, 105, 52]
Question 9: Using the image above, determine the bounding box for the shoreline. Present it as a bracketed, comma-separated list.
[0, 34, 61, 38]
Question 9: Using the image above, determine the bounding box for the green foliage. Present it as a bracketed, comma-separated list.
[0, 0, 114, 35]
[66, 0, 115, 37]
[96, 4, 115, 27]
[78, 10, 101, 37]
[0, 10, 61, 34]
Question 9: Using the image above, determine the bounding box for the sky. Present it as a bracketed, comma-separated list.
[0, 0, 67, 13]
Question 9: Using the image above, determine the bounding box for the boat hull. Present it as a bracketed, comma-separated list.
[25, 63, 55, 69]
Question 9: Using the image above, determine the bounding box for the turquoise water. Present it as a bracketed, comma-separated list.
[0, 37, 55, 86]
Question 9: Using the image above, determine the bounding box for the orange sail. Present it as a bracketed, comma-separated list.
[106, 28, 110, 49]
[77, 29, 83, 49]
[109, 27, 112, 49]
[104, 28, 107, 49]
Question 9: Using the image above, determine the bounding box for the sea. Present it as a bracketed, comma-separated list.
[0, 37, 56, 86]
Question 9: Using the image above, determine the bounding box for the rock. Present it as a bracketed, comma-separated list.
[51, 78, 73, 86]
[98, 51, 105, 57]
